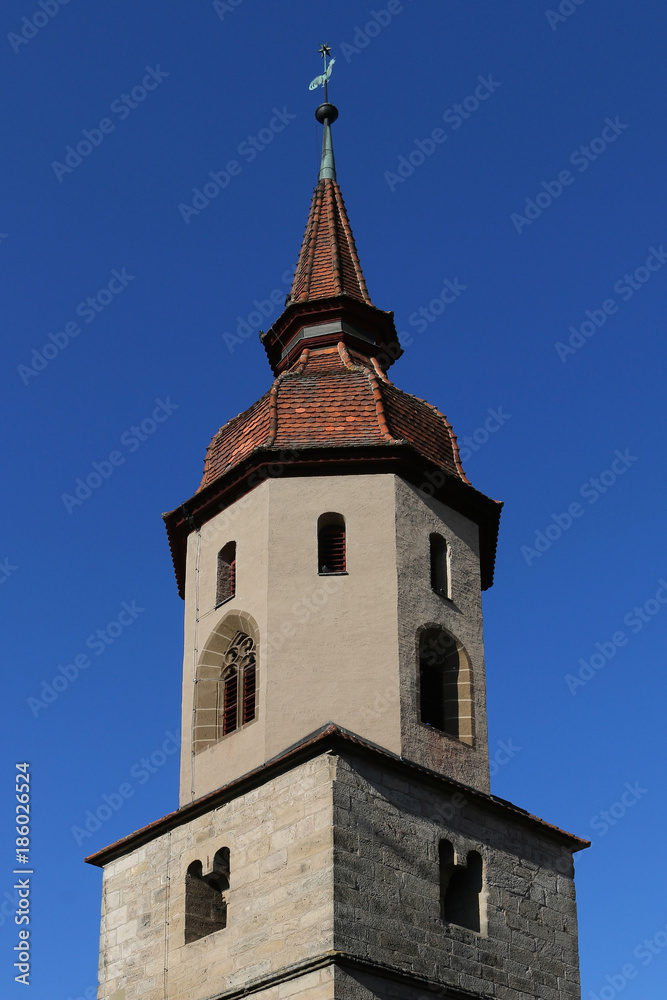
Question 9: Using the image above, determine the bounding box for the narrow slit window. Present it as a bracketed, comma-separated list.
[222, 669, 238, 735]
[440, 842, 483, 933]
[318, 513, 346, 574]
[216, 542, 236, 604]
[242, 660, 256, 724]
[430, 534, 450, 598]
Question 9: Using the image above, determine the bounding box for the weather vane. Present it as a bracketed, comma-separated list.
[308, 42, 336, 102]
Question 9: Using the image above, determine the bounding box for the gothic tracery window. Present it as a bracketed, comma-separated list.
[221, 632, 256, 735]
[194, 619, 258, 755]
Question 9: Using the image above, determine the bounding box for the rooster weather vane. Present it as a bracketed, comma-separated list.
[308, 42, 336, 101]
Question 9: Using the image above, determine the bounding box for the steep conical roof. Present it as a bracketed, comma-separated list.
[289, 175, 372, 306]
[261, 103, 401, 375]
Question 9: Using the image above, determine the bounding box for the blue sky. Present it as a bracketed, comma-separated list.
[2, 1, 666, 997]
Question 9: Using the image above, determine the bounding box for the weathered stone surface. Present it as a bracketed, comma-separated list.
[96, 750, 582, 1000]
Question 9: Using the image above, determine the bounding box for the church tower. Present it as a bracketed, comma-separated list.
[88, 87, 588, 1000]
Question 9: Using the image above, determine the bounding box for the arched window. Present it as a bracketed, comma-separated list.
[216, 542, 236, 604]
[419, 627, 474, 744]
[220, 632, 255, 736]
[430, 533, 450, 598]
[185, 847, 230, 943]
[220, 644, 257, 735]
[440, 840, 483, 933]
[318, 513, 346, 574]
[193, 614, 258, 755]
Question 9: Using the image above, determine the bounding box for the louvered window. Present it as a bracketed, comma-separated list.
[220, 631, 256, 737]
[222, 670, 238, 735]
[318, 514, 346, 574]
[217, 542, 236, 604]
[242, 661, 256, 724]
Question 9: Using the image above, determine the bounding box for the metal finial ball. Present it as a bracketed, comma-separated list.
[315, 103, 339, 125]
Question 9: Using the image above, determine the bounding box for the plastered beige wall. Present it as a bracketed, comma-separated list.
[180, 473, 490, 804]
[181, 474, 402, 804]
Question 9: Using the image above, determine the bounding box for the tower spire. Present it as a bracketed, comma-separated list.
[260, 47, 403, 373]
[316, 101, 338, 182]
[310, 43, 338, 181]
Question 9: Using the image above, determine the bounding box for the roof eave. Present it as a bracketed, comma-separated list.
[163, 445, 501, 598]
[85, 723, 588, 869]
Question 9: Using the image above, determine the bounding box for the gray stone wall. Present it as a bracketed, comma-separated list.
[95, 748, 582, 1000]
[333, 754, 582, 1000]
[394, 478, 491, 793]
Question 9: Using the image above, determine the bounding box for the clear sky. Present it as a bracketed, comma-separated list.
[2, 1, 666, 998]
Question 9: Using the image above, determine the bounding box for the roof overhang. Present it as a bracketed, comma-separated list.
[85, 723, 588, 869]
[163, 444, 502, 598]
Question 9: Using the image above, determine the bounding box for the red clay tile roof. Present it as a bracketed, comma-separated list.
[289, 178, 372, 306]
[198, 343, 469, 491]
